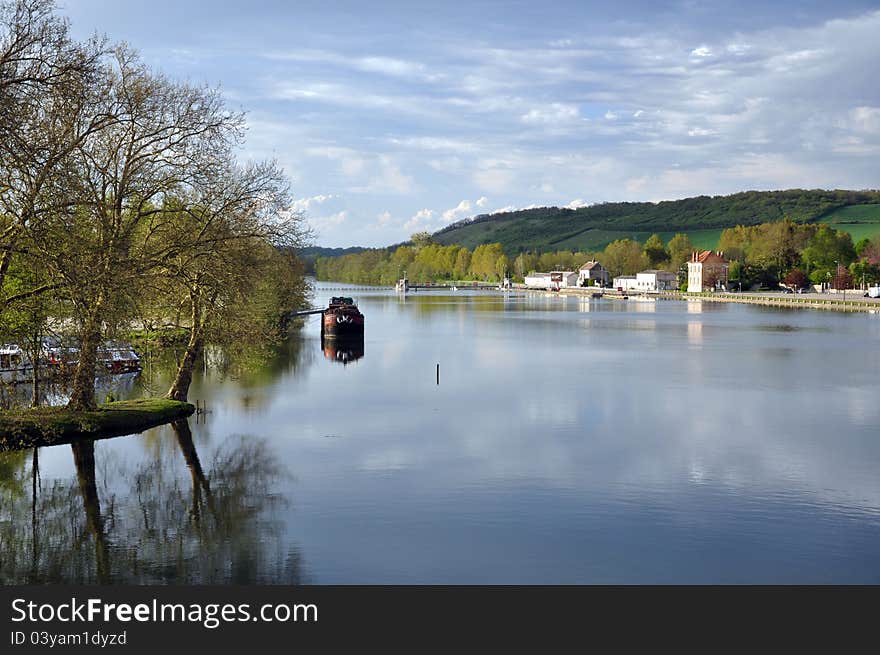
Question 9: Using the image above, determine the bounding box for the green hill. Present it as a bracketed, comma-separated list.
[431, 189, 880, 253]
[818, 203, 880, 243]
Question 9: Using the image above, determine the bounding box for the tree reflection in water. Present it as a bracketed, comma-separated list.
[0, 420, 304, 584]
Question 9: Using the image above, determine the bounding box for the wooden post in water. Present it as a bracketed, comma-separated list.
[436, 363, 439, 385]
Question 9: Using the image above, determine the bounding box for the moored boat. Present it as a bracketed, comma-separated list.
[322, 297, 365, 338]
[99, 341, 142, 373]
[0, 344, 33, 383]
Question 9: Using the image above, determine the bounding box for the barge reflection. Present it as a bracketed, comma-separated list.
[321, 335, 364, 365]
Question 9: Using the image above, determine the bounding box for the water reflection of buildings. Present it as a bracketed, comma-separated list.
[322, 336, 364, 365]
[0, 420, 304, 584]
[0, 370, 142, 410]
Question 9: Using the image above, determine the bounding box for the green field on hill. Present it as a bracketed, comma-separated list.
[432, 218, 724, 253]
[818, 204, 880, 242]
[429, 190, 880, 255]
[548, 228, 723, 252]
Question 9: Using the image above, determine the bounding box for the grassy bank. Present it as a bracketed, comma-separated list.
[0, 398, 195, 451]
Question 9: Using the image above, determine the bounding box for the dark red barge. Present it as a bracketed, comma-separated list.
[321, 296, 365, 339]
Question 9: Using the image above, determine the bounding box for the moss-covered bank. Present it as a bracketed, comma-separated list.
[0, 398, 195, 451]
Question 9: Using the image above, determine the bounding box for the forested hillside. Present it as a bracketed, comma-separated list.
[431, 189, 880, 253]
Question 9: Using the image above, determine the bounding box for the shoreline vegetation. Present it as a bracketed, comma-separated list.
[1, 1, 309, 430]
[0, 398, 195, 450]
[315, 219, 880, 295]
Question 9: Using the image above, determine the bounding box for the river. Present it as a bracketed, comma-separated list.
[2, 282, 879, 583]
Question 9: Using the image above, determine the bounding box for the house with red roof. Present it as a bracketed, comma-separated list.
[687, 251, 729, 292]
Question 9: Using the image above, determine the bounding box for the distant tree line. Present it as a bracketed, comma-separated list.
[318, 223, 880, 292]
[718, 220, 879, 290]
[315, 231, 700, 284]
[0, 0, 308, 410]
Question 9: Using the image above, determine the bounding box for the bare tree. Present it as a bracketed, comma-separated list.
[27, 46, 243, 410]
[4, 4, 309, 412]
[0, 0, 108, 308]
[159, 161, 309, 402]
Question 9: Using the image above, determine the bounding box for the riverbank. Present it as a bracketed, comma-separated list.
[515, 285, 880, 312]
[676, 291, 880, 312]
[0, 398, 195, 450]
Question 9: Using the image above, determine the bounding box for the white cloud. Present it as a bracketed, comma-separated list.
[442, 199, 472, 222]
[291, 194, 334, 213]
[270, 81, 438, 118]
[521, 103, 580, 124]
[564, 199, 589, 209]
[264, 49, 434, 81]
[476, 196, 488, 208]
[848, 106, 880, 134]
[690, 46, 712, 58]
[726, 43, 752, 56]
[377, 210, 392, 226]
[604, 110, 618, 120]
[356, 56, 426, 78]
[404, 208, 435, 231]
[389, 136, 478, 152]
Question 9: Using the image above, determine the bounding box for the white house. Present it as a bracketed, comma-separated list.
[687, 251, 730, 292]
[524, 271, 578, 290]
[577, 261, 610, 287]
[635, 270, 678, 291]
[613, 275, 639, 291]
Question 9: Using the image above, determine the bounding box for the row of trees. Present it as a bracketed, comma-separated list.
[717, 220, 879, 289]
[315, 231, 700, 284]
[0, 1, 308, 410]
[315, 239, 511, 284]
[317, 221, 880, 292]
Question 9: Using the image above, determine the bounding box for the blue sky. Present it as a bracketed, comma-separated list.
[61, 0, 880, 247]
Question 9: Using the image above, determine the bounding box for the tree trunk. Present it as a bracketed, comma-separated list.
[67, 306, 102, 411]
[31, 447, 39, 579]
[71, 440, 110, 583]
[30, 329, 40, 408]
[166, 291, 203, 402]
[171, 419, 215, 523]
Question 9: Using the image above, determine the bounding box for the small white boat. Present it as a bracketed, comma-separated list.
[0, 344, 34, 383]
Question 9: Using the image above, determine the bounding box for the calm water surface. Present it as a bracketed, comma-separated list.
[2, 283, 880, 583]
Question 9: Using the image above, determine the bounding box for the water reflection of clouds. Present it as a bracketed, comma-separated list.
[124, 300, 880, 524]
[18, 287, 880, 582]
